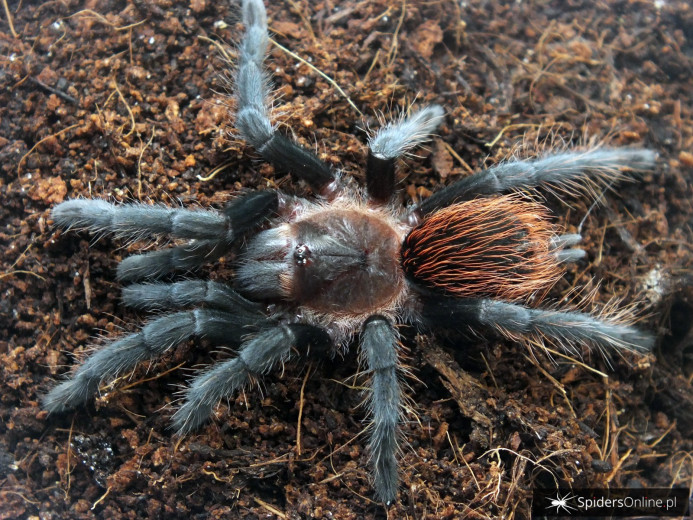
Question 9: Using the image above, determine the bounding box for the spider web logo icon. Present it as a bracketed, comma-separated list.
[546, 492, 577, 514]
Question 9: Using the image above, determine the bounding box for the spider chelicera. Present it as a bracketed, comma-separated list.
[44, 0, 656, 504]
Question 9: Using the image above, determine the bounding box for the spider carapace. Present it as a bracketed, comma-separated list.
[237, 203, 405, 317]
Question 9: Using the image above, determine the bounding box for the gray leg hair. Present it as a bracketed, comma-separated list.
[361, 316, 401, 504]
[417, 148, 656, 216]
[43, 308, 264, 413]
[122, 280, 263, 313]
[172, 323, 331, 434]
[52, 199, 231, 242]
[422, 297, 655, 355]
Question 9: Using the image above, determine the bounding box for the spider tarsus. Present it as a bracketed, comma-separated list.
[172, 356, 248, 435]
[368, 105, 445, 160]
[367, 105, 445, 203]
[43, 330, 155, 413]
[241, 0, 268, 41]
[43, 373, 98, 413]
[584, 148, 657, 171]
[51, 198, 114, 231]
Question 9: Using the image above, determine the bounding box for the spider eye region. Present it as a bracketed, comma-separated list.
[293, 244, 311, 266]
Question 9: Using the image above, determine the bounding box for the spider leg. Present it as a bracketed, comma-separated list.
[172, 323, 331, 434]
[122, 280, 263, 313]
[415, 148, 656, 216]
[43, 307, 265, 413]
[53, 191, 277, 243]
[360, 316, 401, 504]
[115, 240, 226, 282]
[53, 199, 228, 242]
[421, 296, 654, 355]
[366, 105, 444, 203]
[83, 191, 279, 282]
[235, 0, 336, 196]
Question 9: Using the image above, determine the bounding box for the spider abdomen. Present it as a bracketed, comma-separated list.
[402, 195, 562, 300]
[237, 206, 405, 316]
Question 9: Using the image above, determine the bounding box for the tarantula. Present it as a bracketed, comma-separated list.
[44, 0, 656, 504]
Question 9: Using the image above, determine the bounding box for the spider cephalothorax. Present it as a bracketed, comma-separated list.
[44, 0, 656, 504]
[236, 198, 408, 322]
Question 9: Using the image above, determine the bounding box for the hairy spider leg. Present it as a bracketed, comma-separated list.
[415, 148, 657, 217]
[51, 191, 279, 282]
[122, 280, 263, 313]
[235, 0, 336, 195]
[360, 316, 401, 504]
[366, 106, 445, 203]
[172, 323, 332, 434]
[117, 191, 278, 282]
[116, 241, 229, 283]
[52, 198, 233, 282]
[52, 198, 235, 242]
[421, 297, 655, 355]
[42, 305, 266, 413]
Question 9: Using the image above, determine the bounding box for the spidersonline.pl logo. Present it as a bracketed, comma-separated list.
[533, 488, 690, 517]
[545, 492, 577, 514]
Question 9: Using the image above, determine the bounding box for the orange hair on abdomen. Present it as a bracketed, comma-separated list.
[402, 195, 563, 301]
